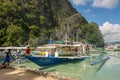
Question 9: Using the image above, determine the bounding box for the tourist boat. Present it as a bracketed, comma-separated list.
[25, 43, 89, 66]
[104, 44, 120, 51]
[104, 45, 115, 51]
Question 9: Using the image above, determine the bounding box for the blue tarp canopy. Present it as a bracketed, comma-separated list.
[48, 41, 54, 44]
[55, 40, 64, 44]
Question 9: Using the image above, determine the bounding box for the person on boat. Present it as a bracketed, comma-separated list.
[0, 49, 15, 69]
[74, 47, 78, 56]
[25, 45, 30, 55]
[85, 45, 90, 54]
[85, 45, 90, 50]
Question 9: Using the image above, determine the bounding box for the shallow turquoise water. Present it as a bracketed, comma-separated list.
[39, 52, 120, 80]
[0, 51, 120, 80]
[39, 58, 107, 80]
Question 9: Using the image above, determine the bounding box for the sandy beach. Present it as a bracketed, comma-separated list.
[0, 68, 58, 80]
[0, 65, 76, 80]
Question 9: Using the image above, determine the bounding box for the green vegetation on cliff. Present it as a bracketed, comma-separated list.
[0, 0, 104, 47]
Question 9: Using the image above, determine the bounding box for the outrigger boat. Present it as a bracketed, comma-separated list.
[0, 44, 109, 67]
[26, 42, 110, 66]
[25, 43, 89, 66]
[0, 44, 88, 66]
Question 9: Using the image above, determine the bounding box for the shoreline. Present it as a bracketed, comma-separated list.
[0, 67, 57, 80]
[0, 65, 77, 80]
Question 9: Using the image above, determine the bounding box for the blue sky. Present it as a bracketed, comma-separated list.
[69, 0, 120, 42]
[70, 0, 120, 26]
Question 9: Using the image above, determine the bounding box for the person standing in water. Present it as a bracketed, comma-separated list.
[0, 49, 15, 69]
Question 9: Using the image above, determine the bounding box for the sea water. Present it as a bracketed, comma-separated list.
[38, 51, 120, 80]
[0, 51, 120, 80]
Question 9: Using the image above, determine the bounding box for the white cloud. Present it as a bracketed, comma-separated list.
[100, 22, 120, 42]
[70, 0, 119, 9]
[70, 0, 87, 5]
[84, 9, 92, 13]
[92, 0, 119, 9]
[100, 22, 120, 35]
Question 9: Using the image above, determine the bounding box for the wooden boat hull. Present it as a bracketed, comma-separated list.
[25, 55, 85, 66]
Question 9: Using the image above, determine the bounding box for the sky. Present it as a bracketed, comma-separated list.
[69, 0, 120, 43]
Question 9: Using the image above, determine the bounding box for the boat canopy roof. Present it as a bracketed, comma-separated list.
[60, 44, 82, 47]
[37, 46, 56, 49]
[0, 47, 26, 49]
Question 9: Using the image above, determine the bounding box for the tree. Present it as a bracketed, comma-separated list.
[4, 24, 24, 46]
[28, 25, 40, 46]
